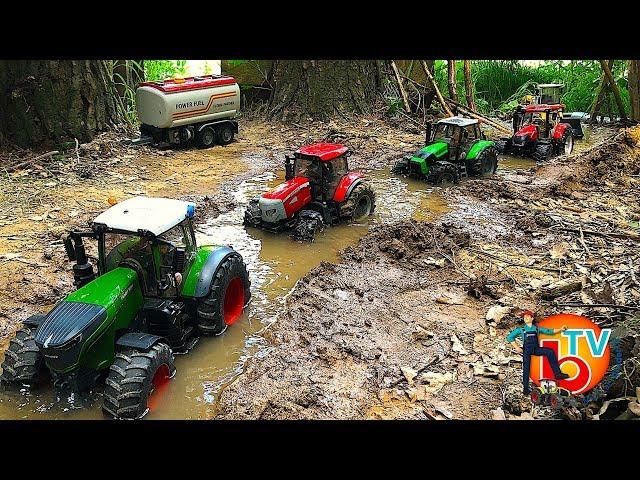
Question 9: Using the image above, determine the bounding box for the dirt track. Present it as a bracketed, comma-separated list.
[216, 125, 640, 420]
[1, 117, 639, 420]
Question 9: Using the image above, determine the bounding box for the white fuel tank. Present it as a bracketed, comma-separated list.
[136, 75, 240, 129]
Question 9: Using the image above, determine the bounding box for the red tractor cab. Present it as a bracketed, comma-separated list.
[496, 104, 575, 161]
[244, 143, 376, 241]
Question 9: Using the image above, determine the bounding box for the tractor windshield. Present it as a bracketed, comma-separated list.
[104, 233, 156, 292]
[432, 123, 462, 144]
[294, 157, 322, 181]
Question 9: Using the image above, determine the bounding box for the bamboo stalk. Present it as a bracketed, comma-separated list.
[599, 60, 627, 119]
[420, 60, 453, 117]
[390, 60, 411, 113]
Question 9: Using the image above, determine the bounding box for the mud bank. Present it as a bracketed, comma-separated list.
[217, 126, 640, 420]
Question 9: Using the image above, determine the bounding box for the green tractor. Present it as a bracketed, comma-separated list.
[392, 116, 498, 184]
[0, 196, 251, 419]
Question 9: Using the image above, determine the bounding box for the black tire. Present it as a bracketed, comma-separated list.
[196, 254, 250, 336]
[428, 161, 459, 186]
[341, 182, 376, 221]
[494, 138, 510, 155]
[0, 326, 43, 387]
[391, 157, 410, 175]
[467, 147, 498, 176]
[243, 198, 262, 228]
[558, 131, 574, 155]
[216, 123, 235, 146]
[195, 126, 216, 149]
[533, 142, 553, 162]
[291, 210, 325, 242]
[102, 343, 175, 420]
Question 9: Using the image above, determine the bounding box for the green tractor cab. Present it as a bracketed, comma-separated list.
[392, 116, 498, 185]
[0, 196, 251, 419]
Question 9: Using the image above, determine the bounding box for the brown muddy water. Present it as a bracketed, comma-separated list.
[0, 167, 449, 419]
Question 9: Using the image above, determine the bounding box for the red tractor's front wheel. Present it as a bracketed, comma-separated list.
[341, 183, 376, 221]
[196, 255, 251, 335]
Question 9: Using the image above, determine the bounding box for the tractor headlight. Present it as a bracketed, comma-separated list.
[264, 208, 277, 217]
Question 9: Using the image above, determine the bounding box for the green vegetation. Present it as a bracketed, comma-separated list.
[144, 60, 187, 81]
[433, 60, 631, 116]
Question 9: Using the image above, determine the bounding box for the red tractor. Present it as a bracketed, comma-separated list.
[495, 104, 575, 161]
[244, 143, 376, 241]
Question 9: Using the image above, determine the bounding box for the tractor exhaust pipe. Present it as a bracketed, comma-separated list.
[65, 233, 96, 288]
[285, 155, 294, 180]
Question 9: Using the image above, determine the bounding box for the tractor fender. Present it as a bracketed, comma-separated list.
[552, 122, 570, 140]
[116, 332, 165, 351]
[333, 172, 364, 203]
[22, 313, 46, 328]
[192, 246, 240, 298]
[465, 140, 495, 160]
[196, 119, 238, 134]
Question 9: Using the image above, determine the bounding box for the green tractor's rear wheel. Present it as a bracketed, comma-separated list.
[0, 325, 44, 387]
[341, 183, 376, 221]
[196, 255, 250, 336]
[102, 343, 175, 420]
[468, 147, 498, 176]
[196, 127, 216, 149]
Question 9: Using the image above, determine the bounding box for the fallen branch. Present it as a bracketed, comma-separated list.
[389, 60, 411, 114]
[552, 302, 640, 311]
[467, 248, 562, 273]
[5, 150, 60, 173]
[420, 60, 453, 117]
[540, 277, 584, 300]
[556, 226, 640, 242]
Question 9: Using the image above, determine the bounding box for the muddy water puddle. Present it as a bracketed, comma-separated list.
[0, 167, 450, 419]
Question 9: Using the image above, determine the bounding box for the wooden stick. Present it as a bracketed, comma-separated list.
[600, 60, 627, 119]
[444, 98, 512, 135]
[5, 150, 60, 173]
[420, 60, 453, 117]
[390, 60, 411, 114]
[467, 248, 562, 273]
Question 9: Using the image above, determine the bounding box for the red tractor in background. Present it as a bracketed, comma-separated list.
[495, 104, 575, 161]
[244, 143, 376, 241]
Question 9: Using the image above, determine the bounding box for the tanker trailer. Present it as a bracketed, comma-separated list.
[133, 75, 240, 148]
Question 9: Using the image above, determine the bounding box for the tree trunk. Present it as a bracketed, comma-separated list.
[421, 60, 453, 117]
[267, 60, 382, 119]
[628, 60, 640, 121]
[447, 60, 458, 103]
[463, 60, 476, 111]
[0, 60, 122, 148]
[590, 60, 613, 124]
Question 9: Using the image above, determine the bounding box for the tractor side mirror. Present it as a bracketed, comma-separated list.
[285, 155, 294, 180]
[425, 123, 433, 144]
[64, 236, 76, 261]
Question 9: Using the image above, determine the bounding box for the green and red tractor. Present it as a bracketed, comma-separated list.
[392, 116, 498, 184]
[0, 196, 251, 419]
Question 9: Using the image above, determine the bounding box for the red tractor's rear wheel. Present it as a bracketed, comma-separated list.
[196, 255, 250, 335]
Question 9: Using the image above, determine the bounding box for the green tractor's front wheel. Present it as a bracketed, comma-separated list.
[102, 343, 176, 420]
[428, 161, 459, 186]
[196, 255, 251, 336]
[0, 325, 44, 387]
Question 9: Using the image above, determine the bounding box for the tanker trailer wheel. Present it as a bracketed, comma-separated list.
[196, 255, 251, 336]
[341, 183, 376, 221]
[196, 126, 216, 149]
[0, 325, 44, 387]
[216, 123, 235, 146]
[102, 343, 176, 420]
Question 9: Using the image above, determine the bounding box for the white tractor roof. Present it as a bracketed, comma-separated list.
[92, 196, 196, 236]
[437, 116, 478, 127]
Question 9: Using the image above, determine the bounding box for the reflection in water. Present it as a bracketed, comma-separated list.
[0, 167, 450, 419]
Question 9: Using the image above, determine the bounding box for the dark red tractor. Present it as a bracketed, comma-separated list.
[244, 143, 376, 241]
[495, 104, 575, 161]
